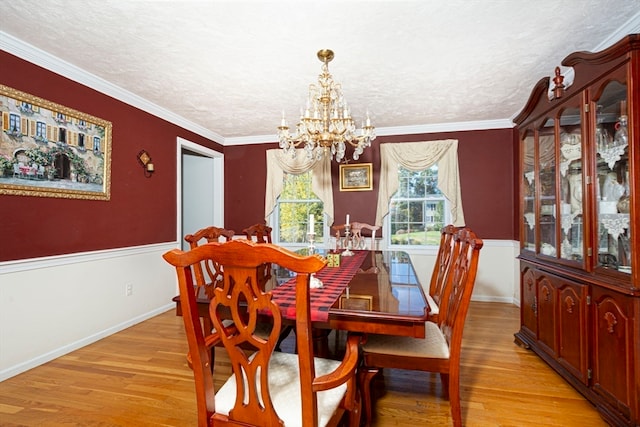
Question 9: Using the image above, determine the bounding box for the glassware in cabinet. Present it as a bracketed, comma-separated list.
[538, 117, 557, 257]
[558, 102, 584, 262]
[592, 79, 631, 275]
[522, 132, 536, 252]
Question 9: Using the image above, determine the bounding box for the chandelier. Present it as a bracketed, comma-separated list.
[277, 49, 376, 162]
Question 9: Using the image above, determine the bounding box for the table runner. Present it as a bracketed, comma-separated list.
[271, 250, 368, 322]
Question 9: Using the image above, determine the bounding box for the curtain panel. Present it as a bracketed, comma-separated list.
[375, 139, 466, 226]
[264, 149, 334, 223]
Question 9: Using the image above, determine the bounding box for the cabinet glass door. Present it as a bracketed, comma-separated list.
[593, 79, 631, 274]
[538, 117, 557, 256]
[522, 132, 535, 251]
[558, 102, 584, 262]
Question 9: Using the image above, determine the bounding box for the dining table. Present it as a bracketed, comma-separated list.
[172, 248, 430, 345]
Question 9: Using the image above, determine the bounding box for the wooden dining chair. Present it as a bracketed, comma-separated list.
[184, 226, 235, 295]
[242, 222, 273, 243]
[358, 228, 483, 427]
[242, 222, 296, 351]
[163, 239, 362, 427]
[242, 222, 274, 288]
[427, 225, 463, 323]
[182, 226, 237, 368]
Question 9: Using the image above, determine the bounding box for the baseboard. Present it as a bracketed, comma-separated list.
[0, 303, 174, 382]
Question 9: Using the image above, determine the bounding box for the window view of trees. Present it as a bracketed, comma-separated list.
[276, 171, 324, 244]
[389, 165, 447, 246]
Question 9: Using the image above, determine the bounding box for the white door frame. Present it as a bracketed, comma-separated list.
[176, 137, 224, 247]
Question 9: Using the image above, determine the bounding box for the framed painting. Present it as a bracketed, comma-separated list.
[339, 294, 373, 311]
[339, 163, 372, 191]
[0, 84, 112, 200]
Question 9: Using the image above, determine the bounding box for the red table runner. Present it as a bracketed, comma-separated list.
[270, 250, 368, 322]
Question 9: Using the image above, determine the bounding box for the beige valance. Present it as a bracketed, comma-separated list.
[264, 149, 334, 223]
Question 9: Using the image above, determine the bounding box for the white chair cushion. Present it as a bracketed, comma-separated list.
[215, 351, 346, 427]
[425, 294, 439, 315]
[363, 321, 449, 359]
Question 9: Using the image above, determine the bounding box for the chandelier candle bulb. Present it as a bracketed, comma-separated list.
[309, 214, 314, 233]
[346, 214, 350, 226]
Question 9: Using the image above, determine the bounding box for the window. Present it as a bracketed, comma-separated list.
[9, 113, 20, 133]
[36, 121, 46, 139]
[388, 166, 450, 247]
[274, 171, 324, 245]
[376, 140, 465, 247]
[58, 127, 67, 144]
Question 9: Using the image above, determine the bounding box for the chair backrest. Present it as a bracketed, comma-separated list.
[184, 226, 235, 292]
[427, 225, 462, 320]
[242, 223, 273, 287]
[242, 223, 272, 243]
[163, 240, 334, 426]
[332, 222, 380, 250]
[439, 228, 483, 360]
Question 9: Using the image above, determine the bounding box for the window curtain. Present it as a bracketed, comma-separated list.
[375, 139, 466, 226]
[264, 149, 334, 222]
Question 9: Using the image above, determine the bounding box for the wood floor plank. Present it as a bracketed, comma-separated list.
[0, 302, 607, 426]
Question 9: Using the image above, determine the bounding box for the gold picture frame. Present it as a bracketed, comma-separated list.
[339, 294, 373, 311]
[339, 163, 372, 191]
[0, 84, 112, 200]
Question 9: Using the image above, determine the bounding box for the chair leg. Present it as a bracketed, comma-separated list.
[275, 325, 294, 352]
[358, 367, 379, 427]
[440, 373, 450, 397]
[202, 318, 215, 371]
[447, 371, 462, 427]
[348, 389, 362, 427]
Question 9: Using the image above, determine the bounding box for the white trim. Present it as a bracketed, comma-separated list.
[0, 303, 174, 382]
[224, 119, 516, 146]
[176, 137, 224, 246]
[5, 31, 513, 147]
[0, 31, 224, 144]
[594, 12, 640, 51]
[471, 295, 519, 305]
[385, 238, 519, 256]
[0, 241, 178, 274]
[5, 24, 640, 147]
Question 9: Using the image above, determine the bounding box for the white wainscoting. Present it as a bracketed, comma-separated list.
[0, 239, 520, 381]
[0, 242, 179, 381]
[407, 239, 521, 305]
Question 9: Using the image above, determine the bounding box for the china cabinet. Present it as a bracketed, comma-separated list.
[514, 34, 639, 427]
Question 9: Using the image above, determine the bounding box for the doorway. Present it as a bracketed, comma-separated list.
[176, 137, 223, 250]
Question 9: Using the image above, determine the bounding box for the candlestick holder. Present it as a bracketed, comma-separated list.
[342, 224, 354, 256]
[306, 231, 316, 254]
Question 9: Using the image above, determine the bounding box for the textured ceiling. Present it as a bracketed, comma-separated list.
[2, 1, 640, 144]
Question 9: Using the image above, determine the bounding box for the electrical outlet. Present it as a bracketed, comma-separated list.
[126, 284, 133, 296]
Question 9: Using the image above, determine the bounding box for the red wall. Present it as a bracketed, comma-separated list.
[0, 52, 223, 261]
[1, 50, 518, 263]
[224, 128, 519, 241]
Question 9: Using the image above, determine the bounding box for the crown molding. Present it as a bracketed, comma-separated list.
[8, 22, 638, 148]
[594, 12, 640, 51]
[223, 118, 516, 146]
[1, 31, 224, 144]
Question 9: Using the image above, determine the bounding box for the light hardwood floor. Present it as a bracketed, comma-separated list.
[0, 302, 607, 426]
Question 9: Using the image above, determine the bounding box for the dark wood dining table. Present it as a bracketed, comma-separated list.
[172, 249, 430, 341]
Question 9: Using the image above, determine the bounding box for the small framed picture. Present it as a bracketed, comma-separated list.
[339, 294, 373, 311]
[339, 163, 372, 191]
